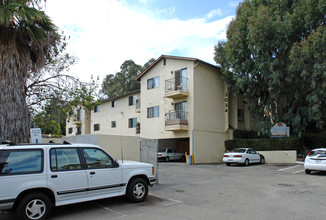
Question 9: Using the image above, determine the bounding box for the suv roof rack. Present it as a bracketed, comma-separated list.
[1, 140, 71, 146]
[1, 140, 16, 145]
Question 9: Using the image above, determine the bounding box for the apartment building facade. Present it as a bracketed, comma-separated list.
[136, 55, 253, 163]
[66, 55, 254, 163]
[66, 90, 140, 137]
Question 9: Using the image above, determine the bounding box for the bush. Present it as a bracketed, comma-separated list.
[225, 137, 304, 154]
[233, 129, 268, 139]
[303, 133, 326, 150]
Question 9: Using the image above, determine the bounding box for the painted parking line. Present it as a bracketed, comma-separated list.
[277, 165, 301, 172]
[96, 204, 128, 219]
[292, 169, 305, 174]
[149, 193, 182, 207]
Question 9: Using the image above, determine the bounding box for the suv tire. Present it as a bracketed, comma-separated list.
[16, 193, 52, 220]
[126, 178, 148, 203]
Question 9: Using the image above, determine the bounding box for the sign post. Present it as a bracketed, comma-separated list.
[271, 122, 290, 137]
[30, 128, 43, 143]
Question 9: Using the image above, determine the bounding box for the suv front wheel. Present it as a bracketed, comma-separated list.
[16, 193, 52, 220]
[126, 178, 148, 203]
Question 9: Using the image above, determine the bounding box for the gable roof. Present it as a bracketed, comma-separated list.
[100, 90, 140, 104]
[135, 55, 219, 81]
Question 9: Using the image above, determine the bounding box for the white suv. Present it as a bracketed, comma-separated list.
[0, 142, 156, 220]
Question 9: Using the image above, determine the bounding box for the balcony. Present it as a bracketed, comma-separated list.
[72, 118, 82, 125]
[135, 99, 141, 113]
[165, 110, 188, 131]
[164, 77, 189, 99]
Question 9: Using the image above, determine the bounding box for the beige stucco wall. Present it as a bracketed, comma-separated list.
[192, 63, 228, 162]
[193, 130, 228, 163]
[140, 58, 193, 140]
[62, 134, 140, 161]
[193, 63, 225, 132]
[97, 134, 140, 161]
[91, 91, 140, 137]
[257, 150, 297, 164]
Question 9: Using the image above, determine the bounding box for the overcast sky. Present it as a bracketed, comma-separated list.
[45, 0, 240, 82]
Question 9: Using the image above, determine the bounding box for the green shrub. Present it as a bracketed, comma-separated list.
[303, 133, 326, 150]
[225, 137, 304, 154]
[233, 129, 268, 139]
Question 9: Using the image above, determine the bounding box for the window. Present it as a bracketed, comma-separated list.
[50, 148, 82, 171]
[129, 95, 138, 106]
[68, 127, 73, 134]
[238, 109, 244, 121]
[0, 150, 43, 175]
[111, 121, 116, 128]
[76, 109, 81, 121]
[81, 148, 114, 169]
[147, 76, 159, 89]
[147, 106, 159, 118]
[128, 118, 137, 128]
[76, 126, 81, 135]
[94, 123, 100, 131]
[175, 68, 187, 90]
[175, 101, 187, 120]
[94, 105, 100, 113]
[112, 100, 117, 107]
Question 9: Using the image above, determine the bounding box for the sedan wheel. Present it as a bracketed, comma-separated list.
[244, 159, 249, 166]
[305, 169, 311, 174]
[165, 157, 170, 162]
[226, 163, 231, 166]
[260, 157, 265, 164]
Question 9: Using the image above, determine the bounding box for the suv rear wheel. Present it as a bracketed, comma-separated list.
[16, 193, 52, 220]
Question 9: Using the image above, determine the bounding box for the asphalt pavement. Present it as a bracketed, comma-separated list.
[2, 162, 326, 220]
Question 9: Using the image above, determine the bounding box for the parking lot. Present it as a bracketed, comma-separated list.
[2, 162, 326, 220]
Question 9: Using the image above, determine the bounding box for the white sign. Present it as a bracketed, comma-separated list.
[271, 122, 290, 137]
[30, 128, 43, 143]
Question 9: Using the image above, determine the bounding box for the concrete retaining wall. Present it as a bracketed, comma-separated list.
[257, 150, 297, 164]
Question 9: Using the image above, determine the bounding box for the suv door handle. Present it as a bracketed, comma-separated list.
[90, 172, 95, 175]
[51, 175, 58, 178]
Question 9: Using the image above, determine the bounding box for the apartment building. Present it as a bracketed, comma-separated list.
[66, 90, 140, 137]
[136, 55, 253, 163]
[66, 108, 91, 136]
[66, 55, 254, 163]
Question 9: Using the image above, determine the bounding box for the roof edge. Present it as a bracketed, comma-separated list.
[136, 55, 219, 80]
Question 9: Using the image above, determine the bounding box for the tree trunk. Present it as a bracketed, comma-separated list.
[0, 36, 31, 143]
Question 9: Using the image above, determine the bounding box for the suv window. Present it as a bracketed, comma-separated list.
[0, 149, 43, 175]
[81, 148, 114, 169]
[50, 148, 82, 171]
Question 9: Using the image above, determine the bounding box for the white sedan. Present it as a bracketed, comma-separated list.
[304, 148, 326, 174]
[223, 148, 265, 166]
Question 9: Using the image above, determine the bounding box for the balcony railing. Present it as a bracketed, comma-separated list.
[164, 77, 189, 98]
[136, 125, 140, 134]
[165, 110, 188, 131]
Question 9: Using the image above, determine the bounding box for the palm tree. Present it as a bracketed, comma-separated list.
[0, 0, 59, 143]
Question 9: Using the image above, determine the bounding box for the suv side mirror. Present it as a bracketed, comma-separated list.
[113, 159, 120, 168]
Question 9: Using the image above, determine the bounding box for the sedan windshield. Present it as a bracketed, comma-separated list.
[231, 148, 246, 153]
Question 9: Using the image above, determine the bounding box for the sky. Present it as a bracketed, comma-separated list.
[45, 0, 241, 82]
